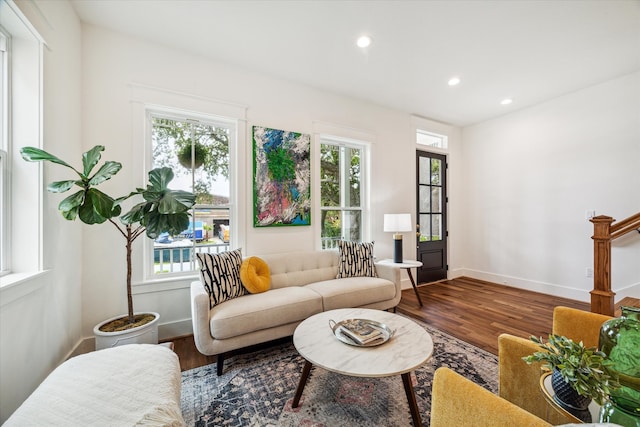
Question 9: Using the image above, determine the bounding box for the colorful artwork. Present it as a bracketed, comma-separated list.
[253, 126, 311, 227]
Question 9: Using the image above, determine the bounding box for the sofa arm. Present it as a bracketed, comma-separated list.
[374, 262, 402, 301]
[190, 280, 215, 356]
[431, 367, 551, 427]
[552, 306, 611, 348]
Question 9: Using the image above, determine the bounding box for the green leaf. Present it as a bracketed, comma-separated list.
[120, 202, 149, 225]
[78, 195, 108, 224]
[157, 189, 196, 214]
[47, 180, 78, 193]
[74, 188, 117, 224]
[20, 147, 75, 170]
[144, 211, 190, 239]
[147, 167, 174, 191]
[61, 205, 79, 221]
[58, 190, 85, 213]
[88, 160, 123, 186]
[82, 145, 105, 177]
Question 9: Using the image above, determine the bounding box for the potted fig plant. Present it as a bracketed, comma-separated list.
[21, 145, 196, 349]
[523, 334, 620, 419]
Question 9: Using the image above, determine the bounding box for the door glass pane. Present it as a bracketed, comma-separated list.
[419, 186, 430, 212]
[431, 158, 441, 185]
[431, 187, 441, 213]
[431, 214, 442, 241]
[320, 145, 340, 207]
[345, 147, 361, 208]
[419, 214, 431, 241]
[419, 157, 430, 185]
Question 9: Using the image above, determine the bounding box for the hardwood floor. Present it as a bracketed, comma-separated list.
[166, 277, 637, 371]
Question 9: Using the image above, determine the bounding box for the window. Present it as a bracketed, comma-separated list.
[0, 1, 45, 285]
[149, 112, 235, 276]
[319, 137, 369, 249]
[416, 129, 447, 150]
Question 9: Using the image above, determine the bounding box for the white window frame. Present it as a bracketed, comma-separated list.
[0, 0, 45, 288]
[317, 134, 371, 249]
[0, 29, 9, 276]
[146, 108, 237, 279]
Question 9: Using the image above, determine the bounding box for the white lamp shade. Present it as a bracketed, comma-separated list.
[383, 213, 412, 233]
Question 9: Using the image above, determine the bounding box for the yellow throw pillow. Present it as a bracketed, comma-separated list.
[240, 256, 271, 293]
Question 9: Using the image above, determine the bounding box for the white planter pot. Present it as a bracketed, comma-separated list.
[93, 312, 160, 351]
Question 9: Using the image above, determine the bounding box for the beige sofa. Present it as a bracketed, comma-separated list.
[191, 250, 402, 375]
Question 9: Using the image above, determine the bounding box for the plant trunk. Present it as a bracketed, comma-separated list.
[126, 225, 134, 324]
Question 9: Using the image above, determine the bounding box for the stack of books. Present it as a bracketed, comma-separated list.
[338, 319, 383, 345]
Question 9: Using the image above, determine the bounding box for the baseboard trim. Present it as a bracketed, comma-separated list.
[455, 269, 591, 302]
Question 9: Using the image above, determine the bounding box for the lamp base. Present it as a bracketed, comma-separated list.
[393, 237, 403, 264]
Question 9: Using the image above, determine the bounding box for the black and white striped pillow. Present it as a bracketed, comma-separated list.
[336, 241, 378, 278]
[197, 249, 246, 308]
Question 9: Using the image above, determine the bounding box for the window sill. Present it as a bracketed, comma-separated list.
[0, 270, 51, 307]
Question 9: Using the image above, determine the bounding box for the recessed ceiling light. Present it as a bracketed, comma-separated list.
[356, 35, 372, 48]
[501, 98, 513, 105]
[448, 77, 461, 86]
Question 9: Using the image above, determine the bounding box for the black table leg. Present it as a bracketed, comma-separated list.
[292, 360, 313, 408]
[407, 269, 424, 306]
[401, 372, 422, 426]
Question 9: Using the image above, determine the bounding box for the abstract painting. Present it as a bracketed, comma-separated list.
[252, 126, 311, 227]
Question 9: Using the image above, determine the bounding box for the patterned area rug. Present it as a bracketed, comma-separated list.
[181, 316, 498, 426]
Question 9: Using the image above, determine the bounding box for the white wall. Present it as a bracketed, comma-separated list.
[460, 71, 640, 301]
[79, 25, 432, 340]
[0, 0, 83, 422]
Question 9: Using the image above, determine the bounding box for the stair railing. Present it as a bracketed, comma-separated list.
[590, 212, 640, 316]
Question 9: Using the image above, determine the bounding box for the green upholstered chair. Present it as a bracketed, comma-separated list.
[431, 367, 551, 427]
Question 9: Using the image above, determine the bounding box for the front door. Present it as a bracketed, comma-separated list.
[416, 151, 447, 283]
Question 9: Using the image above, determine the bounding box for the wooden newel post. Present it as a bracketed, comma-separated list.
[590, 215, 615, 316]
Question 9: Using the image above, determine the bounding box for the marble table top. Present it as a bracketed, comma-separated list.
[293, 308, 433, 378]
[377, 259, 423, 269]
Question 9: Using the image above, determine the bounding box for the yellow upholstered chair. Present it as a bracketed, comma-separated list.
[431, 367, 551, 427]
[498, 306, 612, 424]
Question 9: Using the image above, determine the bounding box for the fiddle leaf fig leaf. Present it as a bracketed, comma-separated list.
[89, 160, 123, 186]
[82, 145, 105, 177]
[20, 146, 75, 170]
[58, 190, 85, 213]
[48, 180, 78, 193]
[147, 167, 174, 191]
[157, 189, 196, 214]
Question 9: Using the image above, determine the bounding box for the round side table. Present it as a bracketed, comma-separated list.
[377, 259, 424, 306]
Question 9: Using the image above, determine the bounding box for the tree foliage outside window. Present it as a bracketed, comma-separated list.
[320, 141, 363, 249]
[152, 116, 230, 206]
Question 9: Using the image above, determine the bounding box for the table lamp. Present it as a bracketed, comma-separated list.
[383, 213, 412, 263]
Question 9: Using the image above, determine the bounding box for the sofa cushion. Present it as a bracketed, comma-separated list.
[240, 256, 271, 293]
[209, 287, 323, 339]
[336, 240, 377, 278]
[196, 249, 246, 308]
[306, 277, 396, 310]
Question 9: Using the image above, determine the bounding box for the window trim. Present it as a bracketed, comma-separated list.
[129, 84, 247, 286]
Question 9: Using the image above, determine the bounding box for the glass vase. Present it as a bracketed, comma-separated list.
[599, 306, 640, 427]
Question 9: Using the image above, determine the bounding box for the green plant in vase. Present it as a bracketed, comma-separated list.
[523, 334, 620, 414]
[21, 145, 196, 335]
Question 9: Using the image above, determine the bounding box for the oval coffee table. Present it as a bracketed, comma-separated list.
[292, 308, 434, 426]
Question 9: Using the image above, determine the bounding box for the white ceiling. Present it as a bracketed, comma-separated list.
[70, 0, 640, 127]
